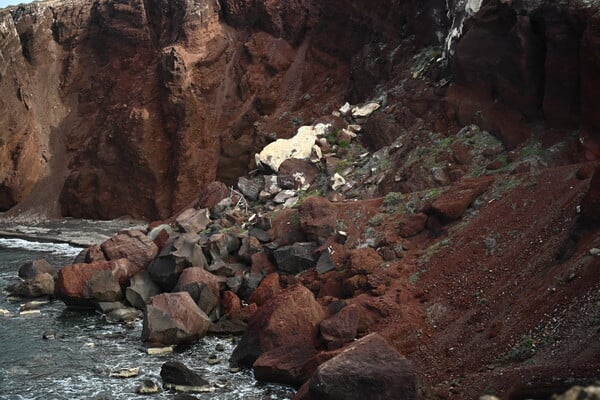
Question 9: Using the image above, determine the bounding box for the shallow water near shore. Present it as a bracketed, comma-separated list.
[0, 238, 295, 400]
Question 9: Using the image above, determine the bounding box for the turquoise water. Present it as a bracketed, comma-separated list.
[0, 238, 294, 400]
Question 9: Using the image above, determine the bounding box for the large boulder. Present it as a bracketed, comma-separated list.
[18, 259, 55, 279]
[6, 273, 55, 298]
[305, 333, 417, 400]
[172, 267, 220, 316]
[100, 230, 158, 268]
[56, 259, 142, 307]
[160, 361, 210, 392]
[142, 292, 212, 345]
[256, 124, 329, 172]
[126, 271, 162, 309]
[230, 285, 326, 367]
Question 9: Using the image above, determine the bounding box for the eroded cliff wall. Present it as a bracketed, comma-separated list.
[1, 0, 436, 219]
[0, 0, 598, 220]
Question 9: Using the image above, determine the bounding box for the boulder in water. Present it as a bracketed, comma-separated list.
[56, 258, 142, 307]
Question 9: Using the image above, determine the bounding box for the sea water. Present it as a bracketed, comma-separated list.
[0, 238, 294, 400]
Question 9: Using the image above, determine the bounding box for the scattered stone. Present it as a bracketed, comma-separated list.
[42, 329, 57, 340]
[339, 102, 352, 116]
[0, 309, 13, 317]
[146, 346, 174, 355]
[142, 292, 212, 345]
[589, 248, 600, 257]
[228, 366, 241, 373]
[347, 124, 362, 133]
[273, 242, 318, 274]
[161, 361, 212, 393]
[206, 354, 221, 365]
[110, 367, 140, 378]
[225, 275, 243, 293]
[230, 285, 326, 367]
[248, 227, 271, 243]
[106, 307, 142, 324]
[175, 208, 211, 234]
[330, 173, 346, 191]
[238, 176, 265, 201]
[137, 380, 160, 394]
[19, 309, 41, 317]
[351, 102, 380, 118]
[273, 190, 297, 204]
[306, 333, 416, 400]
[277, 174, 296, 190]
[96, 301, 126, 314]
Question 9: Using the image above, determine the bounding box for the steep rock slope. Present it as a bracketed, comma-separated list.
[2, 0, 427, 219]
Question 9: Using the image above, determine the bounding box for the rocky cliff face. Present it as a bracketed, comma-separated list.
[0, 0, 598, 220]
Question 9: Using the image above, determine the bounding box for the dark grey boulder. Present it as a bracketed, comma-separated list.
[160, 361, 209, 387]
[273, 242, 318, 274]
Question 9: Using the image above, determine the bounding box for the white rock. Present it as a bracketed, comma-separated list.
[311, 144, 323, 163]
[0, 309, 13, 317]
[590, 248, 600, 257]
[347, 124, 362, 133]
[339, 102, 352, 115]
[163, 383, 215, 393]
[255, 124, 330, 171]
[19, 309, 41, 317]
[110, 367, 140, 378]
[263, 175, 281, 195]
[330, 173, 347, 191]
[147, 346, 174, 355]
[352, 102, 380, 118]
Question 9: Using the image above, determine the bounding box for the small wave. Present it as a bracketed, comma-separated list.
[0, 238, 83, 258]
